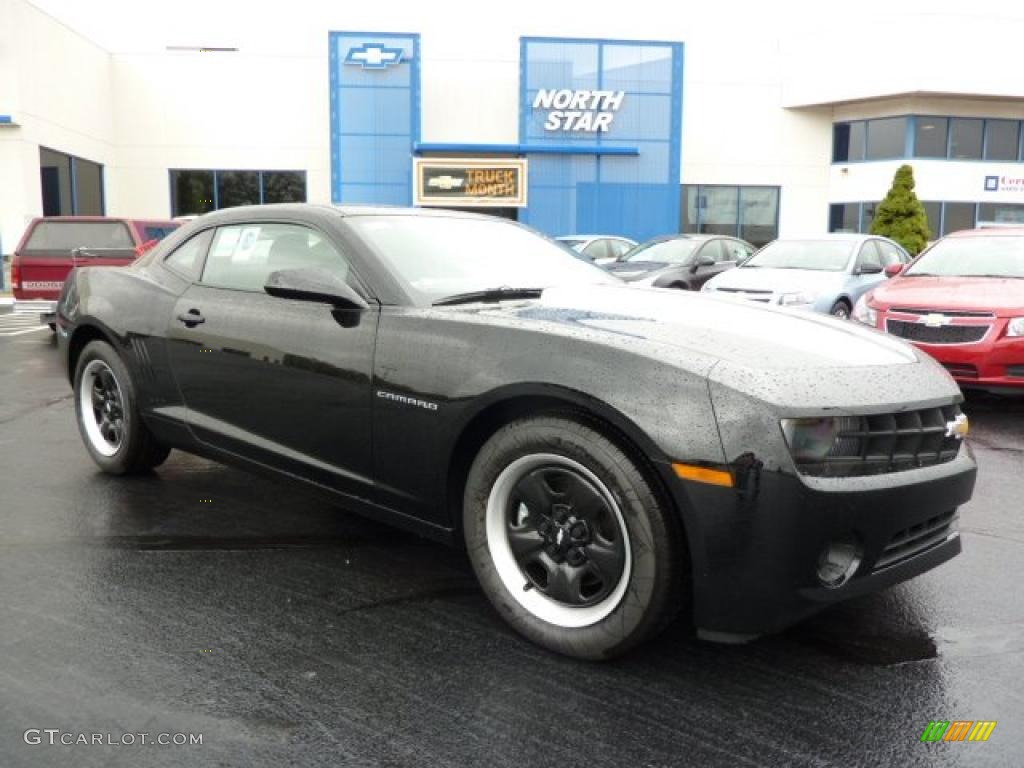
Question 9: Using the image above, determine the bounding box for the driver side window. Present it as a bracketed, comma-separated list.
[201, 223, 350, 292]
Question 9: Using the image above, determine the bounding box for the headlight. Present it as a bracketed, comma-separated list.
[852, 294, 878, 326]
[1008, 317, 1024, 337]
[781, 418, 840, 461]
[778, 291, 816, 307]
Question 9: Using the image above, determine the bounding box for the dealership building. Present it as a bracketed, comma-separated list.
[3, 0, 1024, 261]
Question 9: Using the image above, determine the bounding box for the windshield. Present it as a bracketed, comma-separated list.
[905, 235, 1024, 278]
[624, 239, 700, 264]
[346, 215, 616, 304]
[23, 221, 134, 253]
[743, 240, 853, 272]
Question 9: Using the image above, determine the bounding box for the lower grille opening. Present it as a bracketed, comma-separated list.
[943, 362, 979, 379]
[874, 510, 957, 572]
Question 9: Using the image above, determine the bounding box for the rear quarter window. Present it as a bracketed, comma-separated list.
[135, 222, 181, 242]
[23, 221, 134, 253]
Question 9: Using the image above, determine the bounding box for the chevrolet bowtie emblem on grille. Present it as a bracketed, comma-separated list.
[945, 413, 969, 440]
[345, 43, 404, 69]
[427, 175, 464, 190]
[923, 313, 952, 328]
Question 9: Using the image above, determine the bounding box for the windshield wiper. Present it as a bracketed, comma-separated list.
[432, 287, 544, 306]
[972, 274, 1024, 279]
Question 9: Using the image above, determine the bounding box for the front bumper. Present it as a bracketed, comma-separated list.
[13, 299, 57, 325]
[914, 337, 1024, 391]
[660, 449, 976, 638]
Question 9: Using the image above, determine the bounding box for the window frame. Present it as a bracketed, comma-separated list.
[836, 115, 1024, 164]
[169, 169, 308, 217]
[161, 227, 216, 281]
[681, 184, 780, 247]
[183, 219, 371, 301]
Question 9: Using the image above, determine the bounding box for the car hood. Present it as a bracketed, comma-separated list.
[604, 261, 673, 280]
[706, 266, 844, 293]
[872, 276, 1024, 315]
[429, 283, 958, 410]
[438, 283, 915, 370]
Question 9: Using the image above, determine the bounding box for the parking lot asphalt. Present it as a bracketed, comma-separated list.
[0, 306, 1022, 767]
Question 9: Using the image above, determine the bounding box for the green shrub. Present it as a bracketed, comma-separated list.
[869, 164, 931, 255]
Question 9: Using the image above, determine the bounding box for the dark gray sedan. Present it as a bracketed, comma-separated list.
[606, 234, 755, 289]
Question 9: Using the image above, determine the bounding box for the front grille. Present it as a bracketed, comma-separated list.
[795, 405, 963, 477]
[715, 287, 773, 303]
[943, 362, 979, 379]
[874, 510, 957, 571]
[1008, 365, 1024, 379]
[886, 319, 989, 344]
[890, 307, 994, 318]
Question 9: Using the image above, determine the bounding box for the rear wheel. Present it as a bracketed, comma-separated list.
[464, 416, 684, 660]
[73, 340, 170, 474]
[830, 299, 852, 319]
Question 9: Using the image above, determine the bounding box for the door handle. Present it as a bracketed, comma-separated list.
[177, 309, 205, 327]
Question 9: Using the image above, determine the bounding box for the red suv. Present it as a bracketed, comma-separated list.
[852, 228, 1024, 392]
[11, 216, 180, 327]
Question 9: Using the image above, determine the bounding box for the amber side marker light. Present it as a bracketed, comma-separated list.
[672, 463, 735, 488]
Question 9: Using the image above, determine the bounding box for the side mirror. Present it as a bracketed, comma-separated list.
[884, 263, 905, 278]
[857, 263, 884, 275]
[692, 255, 716, 271]
[264, 268, 369, 310]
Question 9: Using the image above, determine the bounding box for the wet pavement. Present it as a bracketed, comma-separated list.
[0, 308, 1022, 767]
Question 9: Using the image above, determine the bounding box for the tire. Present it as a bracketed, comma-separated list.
[73, 340, 170, 474]
[463, 416, 684, 660]
[830, 299, 852, 319]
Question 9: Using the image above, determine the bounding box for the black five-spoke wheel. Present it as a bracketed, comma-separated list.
[505, 463, 627, 608]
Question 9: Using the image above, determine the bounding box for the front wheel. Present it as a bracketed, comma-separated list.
[73, 340, 170, 474]
[830, 299, 852, 319]
[463, 416, 685, 660]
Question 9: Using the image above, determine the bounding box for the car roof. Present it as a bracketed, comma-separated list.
[776, 233, 879, 242]
[556, 234, 631, 240]
[186, 203, 513, 225]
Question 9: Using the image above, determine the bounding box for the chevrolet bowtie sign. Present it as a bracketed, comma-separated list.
[345, 43, 404, 69]
[414, 159, 528, 207]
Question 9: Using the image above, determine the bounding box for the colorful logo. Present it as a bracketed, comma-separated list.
[344, 43, 404, 70]
[920, 721, 996, 742]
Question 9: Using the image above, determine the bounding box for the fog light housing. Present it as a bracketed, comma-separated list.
[816, 534, 863, 588]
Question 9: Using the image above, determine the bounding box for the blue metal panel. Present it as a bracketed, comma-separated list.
[329, 31, 419, 205]
[413, 142, 639, 156]
[519, 37, 684, 241]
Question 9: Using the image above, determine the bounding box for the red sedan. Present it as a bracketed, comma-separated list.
[853, 228, 1024, 392]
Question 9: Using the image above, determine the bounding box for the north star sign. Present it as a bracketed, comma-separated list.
[532, 89, 625, 132]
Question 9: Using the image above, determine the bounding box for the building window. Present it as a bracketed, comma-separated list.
[865, 117, 907, 160]
[838, 115, 1024, 163]
[170, 169, 306, 217]
[833, 122, 865, 162]
[682, 185, 779, 247]
[948, 118, 984, 160]
[39, 147, 104, 216]
[914, 117, 948, 158]
[977, 202, 1024, 226]
[922, 201, 942, 240]
[830, 200, 988, 239]
[828, 203, 864, 233]
[984, 119, 1020, 161]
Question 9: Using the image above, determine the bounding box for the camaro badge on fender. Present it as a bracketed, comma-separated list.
[376, 390, 439, 411]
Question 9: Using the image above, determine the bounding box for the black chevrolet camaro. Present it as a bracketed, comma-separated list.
[57, 204, 977, 660]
